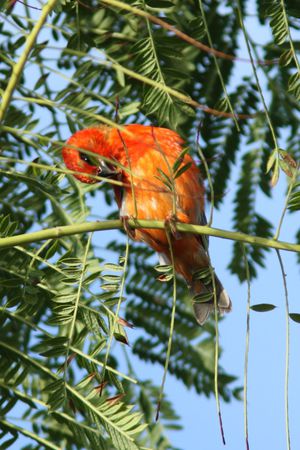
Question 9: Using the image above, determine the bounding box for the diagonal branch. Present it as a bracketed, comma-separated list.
[0, 0, 59, 122]
[0, 418, 60, 450]
[99, 0, 274, 66]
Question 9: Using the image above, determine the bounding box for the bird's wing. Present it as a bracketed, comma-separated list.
[115, 125, 207, 246]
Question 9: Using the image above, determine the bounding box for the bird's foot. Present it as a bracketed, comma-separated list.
[121, 215, 136, 240]
[164, 213, 181, 240]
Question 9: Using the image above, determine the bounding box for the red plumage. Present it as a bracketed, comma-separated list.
[62, 124, 231, 324]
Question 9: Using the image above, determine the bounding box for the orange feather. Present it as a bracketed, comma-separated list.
[62, 124, 231, 324]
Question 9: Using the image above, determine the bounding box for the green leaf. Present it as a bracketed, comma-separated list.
[34, 73, 50, 90]
[45, 240, 59, 259]
[193, 292, 213, 303]
[103, 263, 124, 272]
[174, 162, 192, 179]
[279, 49, 293, 67]
[172, 147, 189, 173]
[83, 271, 102, 285]
[118, 102, 141, 118]
[155, 169, 172, 190]
[266, 149, 277, 174]
[146, 0, 175, 11]
[250, 303, 276, 312]
[101, 283, 120, 292]
[271, 158, 280, 186]
[192, 268, 211, 281]
[101, 274, 122, 282]
[289, 313, 300, 323]
[288, 72, 300, 91]
[156, 273, 173, 282]
[154, 264, 172, 273]
[116, 67, 125, 87]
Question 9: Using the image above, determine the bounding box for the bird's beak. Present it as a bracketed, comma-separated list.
[98, 160, 118, 178]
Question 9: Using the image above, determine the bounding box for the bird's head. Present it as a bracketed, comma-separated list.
[62, 127, 119, 184]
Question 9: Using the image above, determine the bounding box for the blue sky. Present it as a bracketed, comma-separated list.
[164, 174, 300, 450]
[87, 169, 300, 450]
[65, 146, 300, 450]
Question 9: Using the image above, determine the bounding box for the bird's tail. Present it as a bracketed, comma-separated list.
[191, 272, 232, 326]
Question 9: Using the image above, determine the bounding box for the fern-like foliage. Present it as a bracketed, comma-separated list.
[0, 0, 299, 448]
[108, 241, 239, 400]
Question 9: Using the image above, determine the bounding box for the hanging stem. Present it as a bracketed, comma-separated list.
[276, 250, 291, 450]
[156, 227, 177, 421]
[100, 238, 130, 389]
[203, 245, 225, 444]
[196, 123, 215, 226]
[241, 244, 251, 450]
[64, 233, 92, 379]
[235, 0, 279, 151]
[213, 271, 226, 445]
[116, 131, 138, 218]
[274, 165, 299, 240]
[198, 0, 240, 131]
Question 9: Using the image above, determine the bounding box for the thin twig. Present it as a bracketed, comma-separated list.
[196, 122, 215, 226]
[156, 227, 177, 421]
[0, 0, 58, 122]
[151, 127, 178, 217]
[203, 243, 226, 444]
[105, 53, 255, 120]
[241, 244, 251, 450]
[100, 238, 130, 390]
[64, 233, 92, 380]
[276, 250, 291, 450]
[100, 0, 276, 66]
[116, 131, 138, 218]
[274, 165, 299, 240]
[198, 0, 240, 131]
[235, 0, 279, 152]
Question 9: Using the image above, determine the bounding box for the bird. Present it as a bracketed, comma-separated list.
[62, 124, 231, 325]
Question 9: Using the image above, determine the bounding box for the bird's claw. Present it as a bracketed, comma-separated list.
[164, 213, 181, 240]
[121, 215, 136, 240]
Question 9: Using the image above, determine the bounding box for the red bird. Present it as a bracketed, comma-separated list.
[62, 124, 231, 324]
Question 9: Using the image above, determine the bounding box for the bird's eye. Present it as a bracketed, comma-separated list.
[79, 152, 97, 166]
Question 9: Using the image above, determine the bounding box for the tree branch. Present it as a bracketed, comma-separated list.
[0, 219, 299, 253]
[0, 0, 58, 122]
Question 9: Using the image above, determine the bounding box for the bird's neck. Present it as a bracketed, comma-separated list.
[106, 127, 136, 167]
